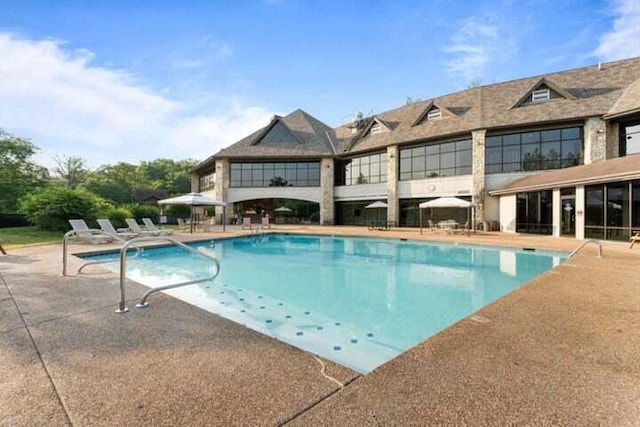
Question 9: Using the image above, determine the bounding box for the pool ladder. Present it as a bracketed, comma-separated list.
[568, 239, 603, 258]
[62, 234, 221, 314]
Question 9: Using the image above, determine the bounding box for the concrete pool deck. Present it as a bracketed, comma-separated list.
[1, 226, 639, 426]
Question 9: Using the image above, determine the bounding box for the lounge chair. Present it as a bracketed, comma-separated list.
[142, 218, 173, 235]
[97, 219, 139, 240]
[261, 216, 271, 229]
[125, 218, 160, 236]
[177, 218, 190, 232]
[68, 219, 113, 244]
[242, 217, 252, 230]
[427, 220, 436, 232]
[631, 230, 640, 249]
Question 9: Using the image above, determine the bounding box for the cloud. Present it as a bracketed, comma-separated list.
[443, 14, 516, 83]
[0, 33, 274, 168]
[592, 0, 640, 61]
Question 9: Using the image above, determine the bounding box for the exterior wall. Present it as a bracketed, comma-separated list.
[320, 157, 334, 225]
[471, 129, 486, 225]
[484, 172, 538, 192]
[227, 187, 321, 204]
[552, 188, 561, 237]
[191, 173, 199, 192]
[606, 121, 620, 159]
[484, 195, 500, 224]
[584, 116, 608, 164]
[575, 185, 585, 240]
[499, 195, 517, 233]
[386, 145, 399, 224]
[334, 183, 387, 201]
[397, 175, 472, 199]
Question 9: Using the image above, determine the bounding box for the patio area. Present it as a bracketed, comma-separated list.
[2, 226, 640, 426]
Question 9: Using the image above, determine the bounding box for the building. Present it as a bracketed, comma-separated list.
[192, 57, 640, 241]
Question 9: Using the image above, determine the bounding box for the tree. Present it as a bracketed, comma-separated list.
[80, 162, 141, 204]
[138, 158, 197, 194]
[269, 176, 289, 187]
[0, 129, 48, 213]
[53, 155, 88, 189]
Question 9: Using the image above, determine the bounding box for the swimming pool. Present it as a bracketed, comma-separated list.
[84, 234, 565, 373]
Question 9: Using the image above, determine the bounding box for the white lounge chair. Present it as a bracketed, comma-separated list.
[261, 216, 271, 229]
[142, 218, 173, 235]
[68, 219, 113, 244]
[97, 219, 139, 240]
[125, 218, 160, 236]
[242, 217, 252, 230]
[631, 230, 640, 249]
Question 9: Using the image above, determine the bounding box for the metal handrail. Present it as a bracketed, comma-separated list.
[569, 239, 603, 258]
[62, 229, 140, 276]
[117, 236, 221, 313]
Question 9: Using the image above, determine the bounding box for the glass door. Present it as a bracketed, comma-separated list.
[560, 197, 575, 236]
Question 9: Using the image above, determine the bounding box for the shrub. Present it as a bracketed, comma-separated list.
[18, 186, 107, 231]
[126, 204, 159, 220]
[106, 206, 133, 228]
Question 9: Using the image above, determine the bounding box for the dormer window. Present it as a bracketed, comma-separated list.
[426, 108, 441, 120]
[531, 88, 550, 103]
[370, 123, 382, 134]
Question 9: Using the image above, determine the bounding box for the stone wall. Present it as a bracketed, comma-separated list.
[386, 145, 399, 224]
[472, 129, 486, 225]
[584, 116, 608, 164]
[320, 158, 335, 225]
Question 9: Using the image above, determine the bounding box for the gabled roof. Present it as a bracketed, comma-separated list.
[134, 189, 170, 203]
[193, 109, 336, 171]
[511, 77, 577, 108]
[604, 77, 640, 119]
[412, 101, 456, 126]
[490, 154, 640, 195]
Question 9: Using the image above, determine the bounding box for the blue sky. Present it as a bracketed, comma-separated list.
[1, 0, 639, 169]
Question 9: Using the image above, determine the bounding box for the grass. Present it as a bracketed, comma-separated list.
[0, 226, 63, 249]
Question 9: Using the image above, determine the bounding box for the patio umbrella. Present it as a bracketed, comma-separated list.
[418, 197, 475, 234]
[274, 206, 292, 212]
[157, 192, 227, 233]
[365, 201, 388, 224]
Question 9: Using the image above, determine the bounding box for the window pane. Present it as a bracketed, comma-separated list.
[585, 186, 604, 226]
[485, 136, 502, 147]
[412, 170, 425, 179]
[503, 134, 520, 145]
[633, 181, 640, 227]
[456, 150, 472, 167]
[399, 158, 411, 173]
[486, 147, 502, 164]
[456, 139, 472, 150]
[440, 152, 455, 169]
[411, 156, 425, 171]
[440, 142, 456, 153]
[440, 168, 455, 177]
[426, 145, 439, 155]
[607, 183, 629, 227]
[561, 127, 580, 139]
[400, 149, 411, 159]
[412, 146, 426, 156]
[541, 129, 561, 141]
[457, 165, 472, 175]
[426, 155, 439, 170]
[503, 145, 521, 163]
[521, 131, 540, 144]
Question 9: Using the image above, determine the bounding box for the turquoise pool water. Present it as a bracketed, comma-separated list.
[85, 234, 565, 373]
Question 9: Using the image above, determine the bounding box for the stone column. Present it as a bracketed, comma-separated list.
[386, 145, 399, 225]
[190, 173, 199, 192]
[584, 117, 608, 164]
[214, 159, 233, 220]
[472, 129, 486, 227]
[320, 158, 334, 225]
[606, 121, 619, 159]
[552, 188, 561, 237]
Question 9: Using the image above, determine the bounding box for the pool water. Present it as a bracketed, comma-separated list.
[85, 234, 565, 373]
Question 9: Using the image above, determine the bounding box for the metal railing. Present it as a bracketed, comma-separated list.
[117, 236, 220, 313]
[62, 229, 140, 276]
[568, 239, 603, 258]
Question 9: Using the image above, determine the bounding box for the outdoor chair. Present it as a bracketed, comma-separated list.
[631, 230, 640, 249]
[142, 218, 173, 235]
[427, 220, 436, 232]
[68, 219, 113, 244]
[242, 217, 252, 230]
[97, 219, 139, 240]
[261, 216, 271, 229]
[125, 218, 160, 236]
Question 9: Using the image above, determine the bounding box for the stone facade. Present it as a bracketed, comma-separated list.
[386, 145, 399, 224]
[471, 129, 486, 226]
[320, 157, 334, 225]
[584, 116, 608, 164]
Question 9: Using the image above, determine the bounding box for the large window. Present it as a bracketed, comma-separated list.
[399, 138, 472, 180]
[199, 168, 215, 191]
[585, 180, 640, 241]
[335, 152, 387, 186]
[229, 162, 320, 188]
[485, 127, 582, 174]
[620, 120, 640, 157]
[516, 190, 553, 235]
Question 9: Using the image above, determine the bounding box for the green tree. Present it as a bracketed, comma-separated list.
[80, 162, 142, 203]
[19, 186, 110, 231]
[52, 155, 89, 189]
[138, 158, 197, 194]
[0, 130, 48, 213]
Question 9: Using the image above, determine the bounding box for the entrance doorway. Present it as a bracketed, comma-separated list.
[560, 192, 575, 236]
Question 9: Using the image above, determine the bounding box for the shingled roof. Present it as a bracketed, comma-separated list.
[195, 57, 640, 171]
[489, 154, 640, 195]
[194, 109, 336, 172]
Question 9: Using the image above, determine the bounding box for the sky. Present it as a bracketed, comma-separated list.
[1, 0, 639, 170]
